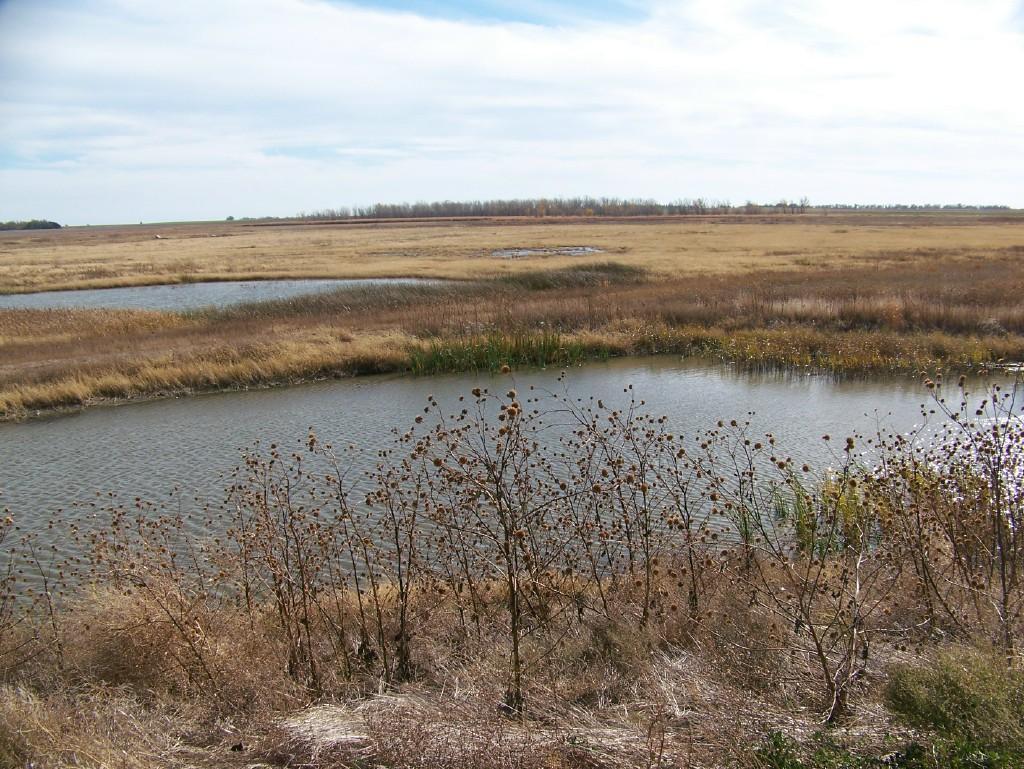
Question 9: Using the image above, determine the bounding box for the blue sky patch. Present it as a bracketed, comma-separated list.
[263, 145, 339, 160]
[335, 0, 649, 26]
[0, 147, 81, 170]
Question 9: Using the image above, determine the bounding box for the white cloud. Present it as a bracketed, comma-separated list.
[0, 0, 1021, 223]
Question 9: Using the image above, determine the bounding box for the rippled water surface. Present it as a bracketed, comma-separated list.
[1, 357, 940, 544]
[0, 278, 437, 311]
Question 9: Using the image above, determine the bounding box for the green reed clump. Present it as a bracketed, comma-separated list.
[497, 262, 646, 291]
[407, 331, 597, 374]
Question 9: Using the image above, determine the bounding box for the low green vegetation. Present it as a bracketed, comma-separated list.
[0, 219, 61, 230]
[407, 330, 594, 374]
[886, 647, 1024, 764]
[757, 725, 1022, 768]
[496, 261, 647, 290]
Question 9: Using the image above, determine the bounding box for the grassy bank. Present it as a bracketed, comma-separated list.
[3, 377, 1023, 767]
[3, 321, 1021, 418]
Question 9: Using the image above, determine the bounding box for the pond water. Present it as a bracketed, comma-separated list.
[0, 356, 943, 547]
[0, 278, 437, 312]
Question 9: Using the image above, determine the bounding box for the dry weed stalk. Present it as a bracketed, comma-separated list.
[868, 371, 1024, 656]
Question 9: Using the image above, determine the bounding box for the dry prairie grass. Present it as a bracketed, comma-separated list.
[0, 327, 412, 414]
[2, 214, 1023, 293]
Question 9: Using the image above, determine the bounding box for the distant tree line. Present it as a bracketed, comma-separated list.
[292, 197, 1013, 221]
[815, 203, 1011, 211]
[0, 219, 61, 230]
[295, 197, 800, 220]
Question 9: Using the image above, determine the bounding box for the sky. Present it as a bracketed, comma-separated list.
[0, 0, 1022, 225]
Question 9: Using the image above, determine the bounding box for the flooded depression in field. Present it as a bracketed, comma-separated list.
[491, 246, 604, 258]
[0, 278, 439, 312]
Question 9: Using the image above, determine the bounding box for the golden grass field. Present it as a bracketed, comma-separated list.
[3, 212, 1024, 292]
[2, 212, 1023, 418]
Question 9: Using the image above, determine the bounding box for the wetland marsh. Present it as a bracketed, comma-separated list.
[2, 213, 1023, 420]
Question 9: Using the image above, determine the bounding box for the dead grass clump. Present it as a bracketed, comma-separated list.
[281, 691, 694, 769]
[58, 585, 307, 714]
[546, 619, 653, 709]
[364, 696, 553, 769]
[698, 593, 795, 700]
[0, 331, 414, 418]
[0, 684, 181, 769]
